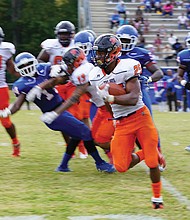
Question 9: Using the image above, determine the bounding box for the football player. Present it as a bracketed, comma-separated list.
[0, 27, 21, 157]
[37, 20, 88, 157]
[116, 25, 166, 171]
[0, 52, 115, 173]
[92, 34, 163, 209]
[177, 35, 190, 152]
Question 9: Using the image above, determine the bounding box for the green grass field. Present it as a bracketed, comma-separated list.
[0, 101, 190, 219]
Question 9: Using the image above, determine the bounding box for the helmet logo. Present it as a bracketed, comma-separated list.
[70, 49, 78, 56]
[110, 37, 117, 45]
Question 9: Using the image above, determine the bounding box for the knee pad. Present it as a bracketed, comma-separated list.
[1, 117, 12, 128]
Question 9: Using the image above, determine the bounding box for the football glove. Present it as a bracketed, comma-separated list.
[49, 64, 67, 78]
[138, 75, 152, 84]
[40, 111, 58, 124]
[26, 86, 42, 102]
[0, 108, 11, 118]
[96, 84, 114, 103]
[181, 80, 190, 90]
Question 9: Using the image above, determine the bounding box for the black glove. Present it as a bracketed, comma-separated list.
[185, 82, 190, 90]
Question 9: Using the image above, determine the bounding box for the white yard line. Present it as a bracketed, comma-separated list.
[0, 216, 46, 220]
[68, 214, 163, 220]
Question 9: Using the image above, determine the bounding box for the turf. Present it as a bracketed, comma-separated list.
[0, 105, 190, 220]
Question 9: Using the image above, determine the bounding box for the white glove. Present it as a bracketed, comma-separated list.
[26, 86, 42, 102]
[181, 80, 187, 86]
[0, 108, 11, 118]
[49, 64, 67, 78]
[40, 111, 59, 124]
[96, 84, 114, 103]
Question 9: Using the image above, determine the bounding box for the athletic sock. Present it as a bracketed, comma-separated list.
[59, 153, 72, 168]
[152, 181, 162, 198]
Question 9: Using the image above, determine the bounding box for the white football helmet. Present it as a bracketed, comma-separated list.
[116, 25, 138, 52]
[14, 52, 38, 77]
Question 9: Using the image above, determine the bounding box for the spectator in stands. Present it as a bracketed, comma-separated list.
[133, 17, 142, 33]
[157, 24, 167, 39]
[154, 0, 162, 14]
[119, 14, 129, 26]
[142, 18, 150, 34]
[135, 5, 144, 21]
[115, 0, 127, 15]
[177, 12, 188, 30]
[168, 32, 177, 48]
[186, 5, 190, 28]
[154, 33, 162, 53]
[144, 0, 152, 13]
[110, 10, 121, 30]
[162, 1, 174, 17]
[162, 44, 175, 66]
[172, 38, 184, 54]
[145, 44, 159, 60]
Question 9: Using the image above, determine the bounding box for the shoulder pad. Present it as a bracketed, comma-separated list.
[0, 42, 16, 54]
[41, 39, 61, 49]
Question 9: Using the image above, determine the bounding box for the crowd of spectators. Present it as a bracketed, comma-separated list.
[109, 0, 190, 62]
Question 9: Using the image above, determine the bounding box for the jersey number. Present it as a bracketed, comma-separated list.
[77, 73, 86, 84]
[53, 56, 63, 65]
[134, 63, 142, 75]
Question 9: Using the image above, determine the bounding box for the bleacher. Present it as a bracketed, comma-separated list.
[89, 0, 190, 67]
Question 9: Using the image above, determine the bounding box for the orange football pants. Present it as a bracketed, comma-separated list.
[111, 105, 159, 172]
[91, 105, 115, 144]
[0, 87, 12, 127]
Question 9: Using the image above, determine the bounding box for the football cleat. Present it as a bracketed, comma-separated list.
[79, 152, 88, 159]
[96, 161, 116, 173]
[185, 145, 190, 152]
[55, 166, 72, 172]
[12, 143, 20, 157]
[151, 197, 164, 209]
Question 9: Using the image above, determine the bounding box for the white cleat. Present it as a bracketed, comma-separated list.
[185, 146, 190, 152]
[79, 152, 88, 159]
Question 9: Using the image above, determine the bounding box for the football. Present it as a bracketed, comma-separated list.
[99, 83, 126, 96]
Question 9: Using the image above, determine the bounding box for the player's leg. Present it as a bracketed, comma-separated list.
[136, 106, 163, 209]
[56, 138, 80, 172]
[0, 87, 20, 156]
[91, 107, 114, 164]
[47, 111, 115, 173]
[142, 88, 166, 171]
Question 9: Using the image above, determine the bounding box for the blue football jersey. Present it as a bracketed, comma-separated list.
[12, 63, 63, 113]
[119, 47, 156, 73]
[177, 49, 190, 81]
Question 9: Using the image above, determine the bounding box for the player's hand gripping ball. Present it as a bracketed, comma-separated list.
[99, 82, 126, 96]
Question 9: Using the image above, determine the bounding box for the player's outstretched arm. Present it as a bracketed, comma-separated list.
[0, 94, 26, 118]
[40, 83, 89, 124]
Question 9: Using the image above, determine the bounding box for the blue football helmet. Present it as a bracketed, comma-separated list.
[54, 21, 75, 47]
[74, 30, 95, 56]
[14, 52, 38, 77]
[116, 25, 138, 51]
[0, 27, 5, 44]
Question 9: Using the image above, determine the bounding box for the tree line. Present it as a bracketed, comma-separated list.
[0, 0, 77, 82]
